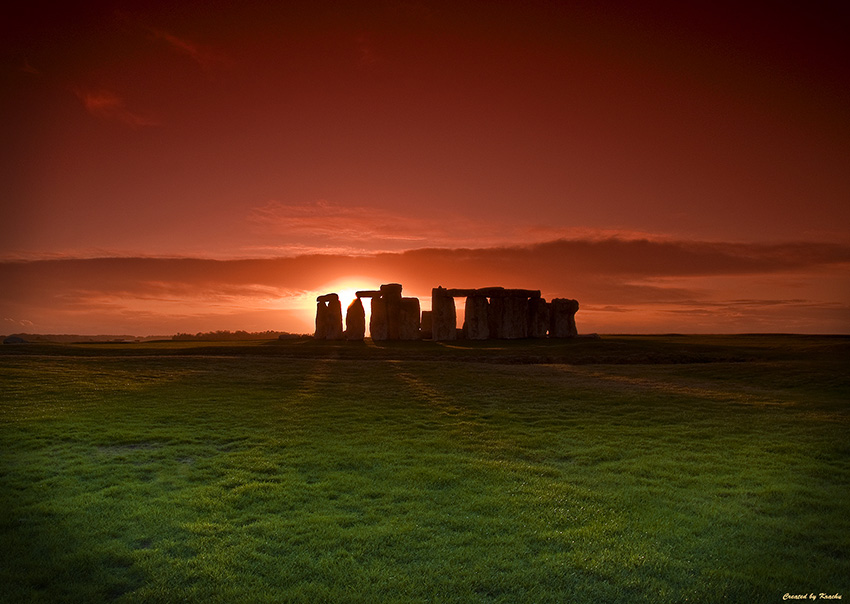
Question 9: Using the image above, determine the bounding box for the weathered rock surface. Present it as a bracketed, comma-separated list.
[443, 287, 541, 299]
[355, 290, 382, 298]
[487, 296, 504, 339]
[528, 297, 550, 338]
[344, 298, 366, 341]
[420, 311, 433, 340]
[399, 297, 421, 340]
[382, 284, 403, 340]
[366, 283, 406, 341]
[370, 297, 389, 341]
[315, 302, 329, 339]
[550, 298, 579, 337]
[501, 296, 529, 339]
[314, 293, 343, 339]
[379, 283, 403, 301]
[325, 298, 344, 340]
[464, 295, 489, 340]
[431, 287, 457, 341]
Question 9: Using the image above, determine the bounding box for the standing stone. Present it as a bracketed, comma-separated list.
[528, 297, 550, 338]
[550, 298, 579, 337]
[502, 295, 529, 339]
[487, 296, 504, 339]
[464, 295, 489, 340]
[379, 283, 403, 300]
[370, 297, 389, 341]
[431, 287, 457, 341]
[565, 299, 579, 337]
[315, 301, 328, 339]
[325, 297, 344, 340]
[399, 297, 421, 340]
[344, 298, 366, 341]
[380, 283, 403, 340]
[314, 293, 343, 340]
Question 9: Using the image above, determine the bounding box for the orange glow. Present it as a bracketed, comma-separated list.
[324, 279, 374, 311]
[3, 3, 849, 335]
[307, 277, 382, 334]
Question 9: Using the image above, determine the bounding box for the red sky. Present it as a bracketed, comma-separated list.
[2, 0, 849, 335]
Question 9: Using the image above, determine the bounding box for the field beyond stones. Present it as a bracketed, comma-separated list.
[1, 335, 848, 603]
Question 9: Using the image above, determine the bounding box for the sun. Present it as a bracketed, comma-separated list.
[306, 276, 379, 335]
[315, 276, 378, 312]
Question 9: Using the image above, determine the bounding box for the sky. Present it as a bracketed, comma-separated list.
[2, 0, 849, 335]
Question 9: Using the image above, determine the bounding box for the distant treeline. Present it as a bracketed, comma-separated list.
[3, 333, 165, 343]
[171, 330, 304, 341]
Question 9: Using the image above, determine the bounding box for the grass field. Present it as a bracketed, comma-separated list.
[1, 335, 848, 603]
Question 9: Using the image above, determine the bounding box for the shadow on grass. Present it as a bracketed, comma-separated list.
[0, 493, 148, 602]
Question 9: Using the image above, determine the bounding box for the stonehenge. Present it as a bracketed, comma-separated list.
[549, 298, 580, 338]
[356, 283, 421, 341]
[463, 295, 489, 340]
[315, 283, 578, 342]
[528, 297, 550, 339]
[314, 293, 343, 340]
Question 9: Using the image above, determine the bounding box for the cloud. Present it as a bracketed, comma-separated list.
[4, 317, 33, 327]
[1, 237, 847, 334]
[151, 29, 232, 74]
[512, 239, 850, 278]
[249, 200, 435, 245]
[247, 200, 675, 253]
[76, 88, 159, 127]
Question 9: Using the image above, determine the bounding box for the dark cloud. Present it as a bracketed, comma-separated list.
[4, 237, 848, 296]
[2, 237, 848, 334]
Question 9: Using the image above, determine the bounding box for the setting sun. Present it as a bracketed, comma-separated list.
[316, 277, 383, 310]
[308, 277, 386, 335]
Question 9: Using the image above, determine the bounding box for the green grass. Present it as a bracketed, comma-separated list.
[1, 336, 848, 602]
